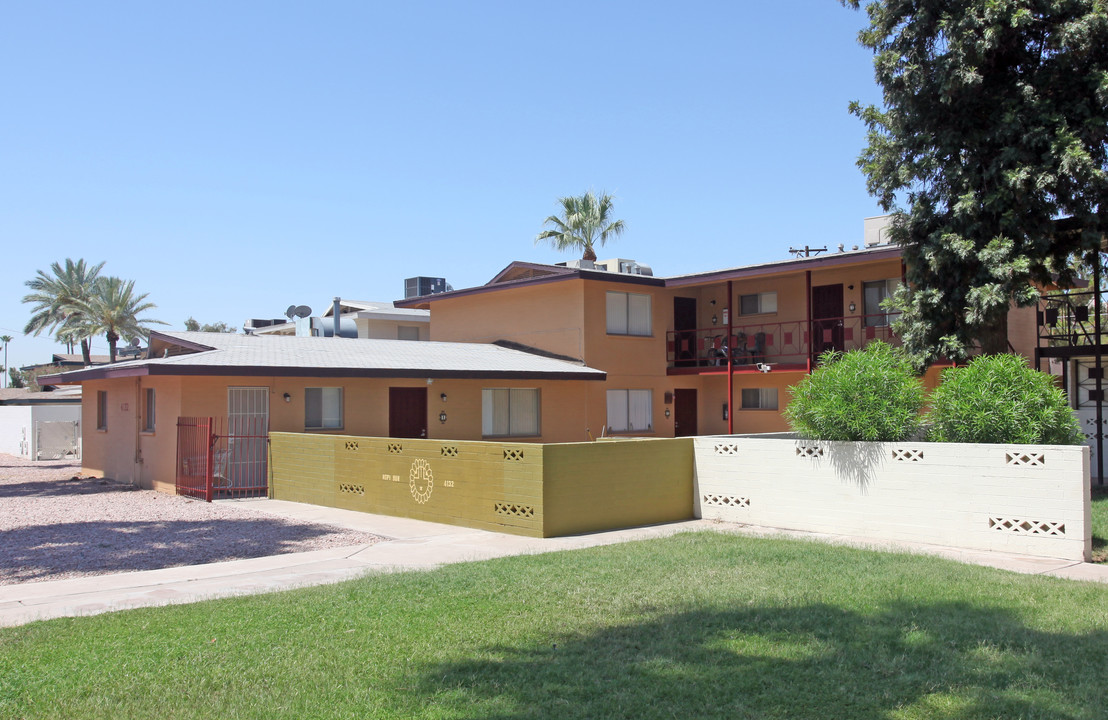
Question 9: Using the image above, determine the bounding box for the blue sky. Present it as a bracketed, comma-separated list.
[0, 1, 886, 371]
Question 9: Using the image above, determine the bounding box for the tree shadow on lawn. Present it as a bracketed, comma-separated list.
[1, 518, 350, 584]
[413, 601, 1106, 720]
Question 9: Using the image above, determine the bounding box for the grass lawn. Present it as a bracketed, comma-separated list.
[2, 531, 1107, 719]
[1093, 487, 1108, 562]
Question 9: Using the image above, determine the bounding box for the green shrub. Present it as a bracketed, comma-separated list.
[926, 353, 1082, 445]
[784, 342, 925, 441]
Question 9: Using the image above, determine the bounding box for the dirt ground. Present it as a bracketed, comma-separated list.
[0, 453, 381, 585]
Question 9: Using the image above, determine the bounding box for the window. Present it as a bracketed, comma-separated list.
[606, 291, 652, 336]
[482, 388, 540, 437]
[863, 279, 901, 327]
[606, 389, 653, 433]
[739, 292, 777, 315]
[741, 388, 778, 410]
[397, 326, 420, 341]
[96, 391, 108, 430]
[143, 388, 156, 432]
[305, 387, 343, 429]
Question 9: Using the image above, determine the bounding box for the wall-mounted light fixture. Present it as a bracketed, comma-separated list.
[848, 284, 855, 290]
[426, 378, 433, 385]
[283, 393, 291, 403]
[439, 411, 447, 424]
[440, 392, 447, 402]
[849, 302, 857, 313]
[709, 299, 716, 306]
[664, 407, 671, 418]
[722, 403, 729, 421]
[711, 314, 718, 325]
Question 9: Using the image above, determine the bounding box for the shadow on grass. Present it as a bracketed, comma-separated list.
[1092, 488, 1108, 562]
[1, 519, 347, 583]
[414, 602, 1104, 719]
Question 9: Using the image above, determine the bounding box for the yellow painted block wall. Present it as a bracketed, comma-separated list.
[541, 438, 694, 537]
[270, 433, 546, 536]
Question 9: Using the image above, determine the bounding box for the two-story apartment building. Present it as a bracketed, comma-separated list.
[47, 216, 1040, 494]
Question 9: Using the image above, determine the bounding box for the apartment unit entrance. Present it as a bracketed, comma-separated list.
[389, 387, 428, 438]
[811, 284, 845, 359]
[674, 389, 698, 437]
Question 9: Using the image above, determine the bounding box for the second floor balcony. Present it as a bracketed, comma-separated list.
[665, 313, 899, 373]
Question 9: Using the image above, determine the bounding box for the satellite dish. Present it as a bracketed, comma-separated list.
[285, 305, 297, 320]
[130, 338, 141, 347]
[295, 305, 312, 318]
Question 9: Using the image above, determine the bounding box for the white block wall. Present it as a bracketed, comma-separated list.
[694, 437, 1091, 561]
[0, 406, 33, 456]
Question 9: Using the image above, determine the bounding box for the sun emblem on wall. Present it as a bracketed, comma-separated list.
[409, 458, 434, 504]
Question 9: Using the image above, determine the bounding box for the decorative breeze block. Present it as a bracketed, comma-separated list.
[441, 446, 459, 457]
[503, 448, 525, 461]
[988, 517, 1065, 537]
[387, 443, 403, 454]
[494, 502, 534, 518]
[1005, 451, 1045, 467]
[339, 483, 365, 495]
[795, 444, 824, 458]
[892, 448, 924, 462]
[702, 494, 750, 508]
[714, 442, 740, 455]
[344, 441, 359, 451]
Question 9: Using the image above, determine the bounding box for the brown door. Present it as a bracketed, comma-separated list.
[811, 284, 844, 359]
[674, 389, 698, 437]
[673, 297, 698, 367]
[389, 387, 427, 438]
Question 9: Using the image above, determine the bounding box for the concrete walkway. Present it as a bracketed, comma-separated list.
[2, 499, 1106, 627]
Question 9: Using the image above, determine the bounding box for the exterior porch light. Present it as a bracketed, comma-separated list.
[283, 393, 291, 403]
[849, 302, 857, 313]
[440, 392, 447, 402]
[664, 407, 671, 418]
[711, 314, 718, 325]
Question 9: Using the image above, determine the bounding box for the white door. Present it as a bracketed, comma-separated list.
[227, 387, 269, 490]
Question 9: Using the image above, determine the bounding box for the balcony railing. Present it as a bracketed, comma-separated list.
[1037, 289, 1106, 350]
[666, 313, 899, 371]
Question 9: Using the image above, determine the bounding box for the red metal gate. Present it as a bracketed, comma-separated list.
[175, 416, 269, 501]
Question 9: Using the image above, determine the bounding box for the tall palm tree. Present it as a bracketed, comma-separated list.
[22, 258, 105, 364]
[535, 191, 625, 262]
[0, 335, 10, 389]
[81, 276, 167, 362]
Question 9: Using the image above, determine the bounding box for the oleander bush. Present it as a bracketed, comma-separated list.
[926, 353, 1083, 445]
[784, 342, 925, 441]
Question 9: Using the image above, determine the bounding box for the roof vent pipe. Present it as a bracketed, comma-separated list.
[333, 297, 341, 338]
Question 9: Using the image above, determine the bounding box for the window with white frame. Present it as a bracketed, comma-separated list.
[606, 291, 652, 336]
[143, 388, 156, 432]
[863, 279, 901, 327]
[482, 388, 540, 437]
[96, 390, 108, 430]
[606, 389, 653, 433]
[739, 292, 777, 315]
[740, 388, 778, 410]
[305, 387, 343, 429]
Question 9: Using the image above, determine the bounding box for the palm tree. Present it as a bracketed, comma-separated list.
[22, 258, 105, 364]
[0, 335, 10, 389]
[535, 191, 625, 262]
[81, 276, 167, 362]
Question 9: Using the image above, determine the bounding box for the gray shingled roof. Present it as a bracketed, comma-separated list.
[42, 331, 605, 383]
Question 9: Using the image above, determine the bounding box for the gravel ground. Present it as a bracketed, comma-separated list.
[0, 453, 382, 585]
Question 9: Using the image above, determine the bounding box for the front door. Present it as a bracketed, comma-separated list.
[227, 387, 269, 491]
[674, 389, 698, 437]
[673, 297, 698, 367]
[811, 284, 845, 359]
[389, 387, 428, 438]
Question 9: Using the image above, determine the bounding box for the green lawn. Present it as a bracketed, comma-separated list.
[3, 532, 1107, 719]
[1093, 487, 1108, 562]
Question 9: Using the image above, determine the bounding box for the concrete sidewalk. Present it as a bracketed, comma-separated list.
[2, 499, 1106, 627]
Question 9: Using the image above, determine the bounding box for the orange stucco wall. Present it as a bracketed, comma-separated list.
[79, 373, 599, 491]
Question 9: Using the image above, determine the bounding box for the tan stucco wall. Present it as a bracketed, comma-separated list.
[79, 373, 601, 492]
[429, 280, 587, 360]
